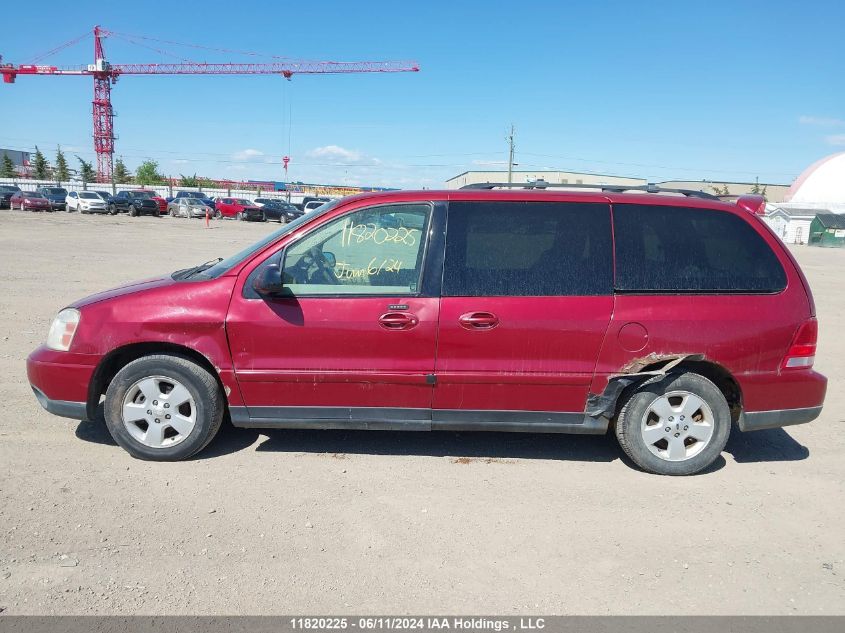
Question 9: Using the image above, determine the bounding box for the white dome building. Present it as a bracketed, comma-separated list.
[783, 152, 845, 210]
[764, 152, 845, 244]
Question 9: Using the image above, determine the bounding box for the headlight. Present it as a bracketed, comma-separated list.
[24, 198, 32, 204]
[46, 308, 81, 351]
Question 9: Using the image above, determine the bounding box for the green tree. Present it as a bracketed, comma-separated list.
[32, 146, 50, 180]
[54, 146, 70, 182]
[750, 178, 768, 199]
[0, 153, 15, 178]
[179, 173, 199, 187]
[135, 160, 163, 185]
[711, 183, 731, 196]
[77, 156, 96, 184]
[113, 157, 131, 184]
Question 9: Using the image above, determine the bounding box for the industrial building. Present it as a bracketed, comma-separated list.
[0, 148, 31, 175]
[445, 170, 647, 189]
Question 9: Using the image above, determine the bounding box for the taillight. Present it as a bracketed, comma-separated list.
[782, 318, 817, 370]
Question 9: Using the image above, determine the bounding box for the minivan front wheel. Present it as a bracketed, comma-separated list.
[614, 372, 730, 476]
[104, 354, 224, 461]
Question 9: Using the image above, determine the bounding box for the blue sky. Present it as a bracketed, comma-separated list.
[1, 0, 843, 187]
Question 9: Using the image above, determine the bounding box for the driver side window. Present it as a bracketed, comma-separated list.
[282, 203, 431, 296]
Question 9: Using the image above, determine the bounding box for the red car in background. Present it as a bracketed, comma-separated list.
[213, 197, 265, 221]
[9, 190, 52, 211]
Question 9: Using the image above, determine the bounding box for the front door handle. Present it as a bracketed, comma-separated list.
[378, 312, 419, 330]
[458, 311, 500, 330]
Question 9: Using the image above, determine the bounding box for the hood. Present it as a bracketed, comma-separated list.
[71, 275, 175, 309]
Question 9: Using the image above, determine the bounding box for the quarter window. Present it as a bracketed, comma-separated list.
[613, 204, 787, 293]
[281, 204, 431, 296]
[443, 202, 613, 296]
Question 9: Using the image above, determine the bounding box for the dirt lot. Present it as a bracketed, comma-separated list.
[0, 211, 843, 615]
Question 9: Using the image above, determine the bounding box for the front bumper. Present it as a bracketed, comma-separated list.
[27, 345, 98, 418]
[31, 386, 87, 420]
[49, 201, 66, 210]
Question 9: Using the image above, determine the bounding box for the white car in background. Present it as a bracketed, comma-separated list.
[66, 190, 109, 214]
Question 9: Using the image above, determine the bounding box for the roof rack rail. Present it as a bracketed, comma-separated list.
[460, 179, 720, 200]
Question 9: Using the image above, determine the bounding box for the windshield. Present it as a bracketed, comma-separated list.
[180, 192, 204, 198]
[132, 191, 154, 199]
[0, 185, 21, 192]
[185, 199, 204, 205]
[44, 188, 67, 195]
[235, 199, 251, 205]
[193, 198, 343, 279]
[94, 191, 110, 199]
[79, 192, 100, 199]
[27, 193, 47, 199]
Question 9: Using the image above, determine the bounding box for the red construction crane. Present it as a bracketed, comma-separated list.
[1, 26, 419, 182]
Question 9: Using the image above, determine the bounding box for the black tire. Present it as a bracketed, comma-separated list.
[109, 204, 117, 215]
[261, 213, 267, 222]
[104, 354, 225, 461]
[129, 206, 137, 217]
[214, 209, 222, 220]
[614, 372, 731, 476]
[237, 211, 244, 221]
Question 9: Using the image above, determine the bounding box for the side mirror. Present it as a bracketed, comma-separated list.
[252, 264, 285, 297]
[322, 251, 337, 269]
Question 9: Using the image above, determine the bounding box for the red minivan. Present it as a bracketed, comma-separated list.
[26, 184, 827, 475]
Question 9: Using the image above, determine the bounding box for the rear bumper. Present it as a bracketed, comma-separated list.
[739, 406, 823, 431]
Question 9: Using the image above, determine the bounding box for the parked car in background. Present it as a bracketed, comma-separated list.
[92, 191, 117, 213]
[149, 193, 168, 214]
[299, 196, 332, 211]
[214, 197, 265, 221]
[110, 190, 160, 217]
[66, 191, 109, 214]
[261, 200, 303, 223]
[10, 190, 51, 211]
[25, 186, 827, 472]
[0, 184, 22, 208]
[36, 187, 68, 211]
[168, 197, 212, 219]
[303, 200, 331, 213]
[168, 191, 216, 208]
[252, 197, 284, 208]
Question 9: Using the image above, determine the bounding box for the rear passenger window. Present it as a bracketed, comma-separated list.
[443, 202, 613, 296]
[613, 204, 786, 293]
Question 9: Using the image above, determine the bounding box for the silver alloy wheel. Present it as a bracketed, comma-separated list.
[640, 390, 715, 462]
[121, 375, 197, 448]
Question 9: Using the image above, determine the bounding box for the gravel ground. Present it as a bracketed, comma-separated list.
[0, 210, 843, 614]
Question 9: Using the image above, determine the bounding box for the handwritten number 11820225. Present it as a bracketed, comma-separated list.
[341, 220, 419, 248]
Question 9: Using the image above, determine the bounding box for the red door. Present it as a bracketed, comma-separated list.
[226, 201, 437, 427]
[432, 200, 614, 428]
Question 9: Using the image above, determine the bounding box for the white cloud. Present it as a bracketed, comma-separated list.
[799, 115, 845, 127]
[306, 145, 375, 165]
[171, 159, 190, 165]
[825, 134, 845, 146]
[232, 148, 264, 161]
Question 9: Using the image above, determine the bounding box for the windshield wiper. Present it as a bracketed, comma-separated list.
[173, 257, 223, 280]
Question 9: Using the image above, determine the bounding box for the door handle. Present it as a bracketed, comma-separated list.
[378, 312, 419, 330]
[458, 312, 500, 330]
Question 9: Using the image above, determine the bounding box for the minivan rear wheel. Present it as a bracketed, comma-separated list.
[614, 372, 730, 475]
[104, 354, 224, 461]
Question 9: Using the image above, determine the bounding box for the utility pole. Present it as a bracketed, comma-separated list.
[506, 124, 515, 184]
